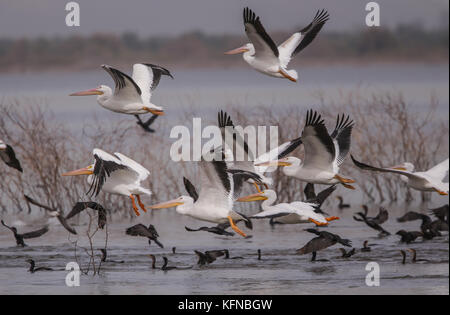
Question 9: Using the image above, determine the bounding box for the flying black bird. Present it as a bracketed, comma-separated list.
[126, 224, 164, 248]
[135, 114, 159, 133]
[24, 195, 77, 235]
[26, 259, 53, 273]
[194, 250, 225, 266]
[336, 196, 350, 210]
[397, 211, 441, 239]
[1, 220, 49, 247]
[66, 202, 108, 229]
[339, 248, 356, 258]
[0, 140, 23, 172]
[353, 207, 390, 236]
[296, 229, 352, 259]
[396, 230, 423, 244]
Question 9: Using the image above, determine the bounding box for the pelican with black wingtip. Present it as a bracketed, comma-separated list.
[61, 148, 151, 216]
[257, 110, 356, 189]
[149, 150, 261, 238]
[69, 63, 173, 116]
[225, 7, 329, 82]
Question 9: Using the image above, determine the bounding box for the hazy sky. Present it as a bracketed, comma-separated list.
[0, 0, 448, 38]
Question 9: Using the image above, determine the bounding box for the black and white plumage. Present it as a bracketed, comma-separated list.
[65, 202, 107, 229]
[353, 207, 390, 236]
[183, 177, 199, 202]
[225, 8, 329, 82]
[1, 220, 49, 247]
[268, 184, 337, 225]
[238, 188, 339, 226]
[258, 110, 355, 189]
[351, 156, 449, 195]
[126, 224, 164, 248]
[182, 176, 249, 236]
[150, 149, 260, 237]
[303, 183, 337, 214]
[24, 195, 77, 235]
[62, 149, 151, 216]
[69, 63, 173, 116]
[296, 229, 352, 255]
[218, 110, 303, 192]
[0, 140, 23, 172]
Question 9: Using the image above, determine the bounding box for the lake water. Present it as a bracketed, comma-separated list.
[0, 64, 448, 295]
[0, 204, 448, 295]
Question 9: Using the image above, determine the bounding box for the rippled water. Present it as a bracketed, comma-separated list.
[0, 204, 448, 295]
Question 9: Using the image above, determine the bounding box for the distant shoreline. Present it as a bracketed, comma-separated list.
[0, 27, 447, 74]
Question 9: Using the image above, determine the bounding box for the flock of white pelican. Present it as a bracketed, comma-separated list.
[1, 8, 449, 257]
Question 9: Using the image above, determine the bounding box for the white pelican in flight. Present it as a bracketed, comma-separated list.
[257, 110, 356, 189]
[70, 63, 173, 116]
[62, 149, 152, 216]
[218, 110, 303, 193]
[149, 150, 263, 237]
[351, 156, 449, 195]
[237, 185, 339, 226]
[0, 139, 23, 172]
[225, 7, 329, 82]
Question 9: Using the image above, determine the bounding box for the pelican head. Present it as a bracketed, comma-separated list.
[61, 164, 94, 176]
[69, 85, 111, 97]
[224, 43, 253, 55]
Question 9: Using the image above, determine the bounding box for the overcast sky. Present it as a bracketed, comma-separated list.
[0, 0, 448, 38]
